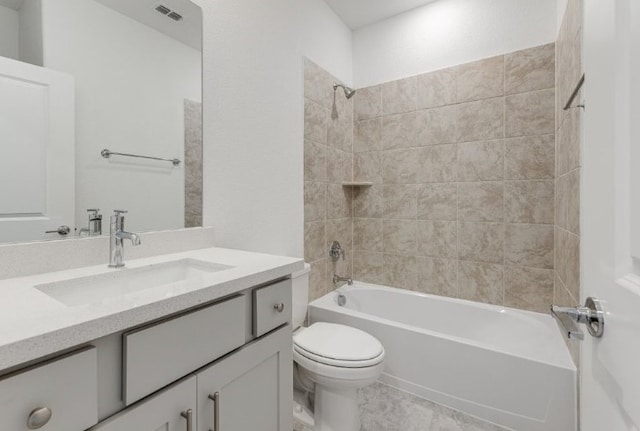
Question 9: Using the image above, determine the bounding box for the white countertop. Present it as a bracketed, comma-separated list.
[0, 247, 304, 371]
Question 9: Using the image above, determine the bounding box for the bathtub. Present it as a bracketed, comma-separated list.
[308, 282, 577, 431]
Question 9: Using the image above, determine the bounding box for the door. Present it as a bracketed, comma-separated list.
[581, 0, 640, 429]
[196, 326, 293, 431]
[0, 56, 74, 242]
[90, 376, 196, 431]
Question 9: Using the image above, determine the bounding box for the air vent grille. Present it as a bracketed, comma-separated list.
[155, 4, 183, 22]
[155, 5, 170, 15]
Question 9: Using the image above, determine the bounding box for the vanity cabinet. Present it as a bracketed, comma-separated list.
[90, 376, 196, 431]
[196, 325, 293, 431]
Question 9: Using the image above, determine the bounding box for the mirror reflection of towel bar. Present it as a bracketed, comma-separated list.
[101, 149, 181, 166]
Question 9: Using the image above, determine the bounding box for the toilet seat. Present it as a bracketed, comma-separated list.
[293, 322, 385, 368]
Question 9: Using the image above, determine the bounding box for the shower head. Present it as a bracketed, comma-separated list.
[333, 83, 356, 99]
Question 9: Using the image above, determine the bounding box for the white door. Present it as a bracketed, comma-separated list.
[0, 56, 74, 243]
[581, 0, 640, 429]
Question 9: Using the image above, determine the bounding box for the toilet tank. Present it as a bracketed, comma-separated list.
[291, 263, 310, 330]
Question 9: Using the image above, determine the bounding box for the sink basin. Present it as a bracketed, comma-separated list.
[35, 259, 234, 306]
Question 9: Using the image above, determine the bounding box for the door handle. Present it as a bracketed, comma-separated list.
[45, 225, 71, 235]
[208, 392, 220, 431]
[551, 297, 605, 339]
[181, 409, 193, 431]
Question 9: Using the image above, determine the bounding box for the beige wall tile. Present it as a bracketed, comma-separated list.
[416, 105, 457, 146]
[309, 258, 328, 301]
[557, 228, 580, 300]
[456, 98, 505, 143]
[355, 118, 383, 153]
[327, 184, 352, 219]
[504, 180, 555, 224]
[556, 173, 569, 229]
[383, 148, 418, 184]
[304, 221, 326, 262]
[382, 76, 417, 115]
[384, 254, 417, 290]
[327, 218, 352, 250]
[304, 140, 327, 182]
[304, 181, 326, 223]
[417, 183, 457, 221]
[457, 140, 504, 181]
[327, 115, 352, 152]
[383, 184, 417, 219]
[458, 261, 504, 305]
[355, 85, 382, 120]
[458, 222, 504, 264]
[567, 170, 580, 235]
[304, 58, 332, 109]
[353, 185, 383, 218]
[327, 147, 351, 183]
[417, 220, 457, 258]
[416, 144, 457, 183]
[417, 67, 456, 109]
[354, 218, 383, 252]
[354, 151, 383, 183]
[416, 257, 458, 297]
[505, 43, 555, 95]
[354, 252, 385, 284]
[456, 56, 505, 103]
[504, 266, 554, 312]
[505, 89, 555, 138]
[557, 104, 581, 175]
[304, 98, 328, 144]
[383, 220, 417, 256]
[504, 224, 554, 269]
[504, 135, 555, 179]
[382, 112, 418, 150]
[458, 182, 504, 222]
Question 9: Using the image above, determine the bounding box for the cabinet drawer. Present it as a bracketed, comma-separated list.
[123, 295, 246, 405]
[0, 346, 98, 431]
[253, 279, 292, 337]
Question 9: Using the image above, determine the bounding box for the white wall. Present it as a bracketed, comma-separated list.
[353, 0, 558, 87]
[40, 0, 201, 233]
[198, 0, 351, 258]
[18, 0, 43, 66]
[0, 5, 19, 60]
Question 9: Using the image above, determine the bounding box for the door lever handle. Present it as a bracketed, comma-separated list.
[45, 225, 71, 235]
[551, 297, 605, 339]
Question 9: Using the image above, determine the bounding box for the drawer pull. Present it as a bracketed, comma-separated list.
[208, 392, 220, 431]
[27, 407, 52, 429]
[273, 303, 285, 313]
[181, 408, 193, 431]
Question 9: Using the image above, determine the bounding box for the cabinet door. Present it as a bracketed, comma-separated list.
[90, 376, 196, 431]
[196, 325, 293, 431]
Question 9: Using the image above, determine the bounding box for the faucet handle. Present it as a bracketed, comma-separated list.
[113, 209, 128, 215]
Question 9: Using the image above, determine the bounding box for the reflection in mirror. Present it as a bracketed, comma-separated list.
[0, 0, 202, 244]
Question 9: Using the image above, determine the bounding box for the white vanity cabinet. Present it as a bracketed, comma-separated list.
[196, 325, 293, 431]
[90, 376, 197, 431]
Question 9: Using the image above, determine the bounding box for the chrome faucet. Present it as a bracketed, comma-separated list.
[109, 210, 141, 268]
[333, 274, 353, 286]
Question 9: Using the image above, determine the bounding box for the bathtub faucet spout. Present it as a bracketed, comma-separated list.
[333, 274, 353, 286]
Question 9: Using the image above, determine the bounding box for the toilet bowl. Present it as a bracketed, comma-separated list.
[291, 265, 385, 431]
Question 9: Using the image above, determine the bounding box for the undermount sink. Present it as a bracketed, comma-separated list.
[35, 259, 234, 307]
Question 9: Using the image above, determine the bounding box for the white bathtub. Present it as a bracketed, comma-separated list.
[308, 282, 577, 431]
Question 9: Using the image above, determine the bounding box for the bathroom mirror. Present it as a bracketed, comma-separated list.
[0, 0, 203, 244]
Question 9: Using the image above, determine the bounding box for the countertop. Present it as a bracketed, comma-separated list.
[0, 247, 304, 371]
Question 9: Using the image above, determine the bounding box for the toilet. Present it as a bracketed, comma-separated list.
[291, 264, 385, 431]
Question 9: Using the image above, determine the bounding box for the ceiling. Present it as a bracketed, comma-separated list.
[0, 0, 23, 11]
[323, 0, 439, 30]
[96, 0, 202, 51]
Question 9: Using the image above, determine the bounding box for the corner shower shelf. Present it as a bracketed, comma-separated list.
[342, 181, 373, 187]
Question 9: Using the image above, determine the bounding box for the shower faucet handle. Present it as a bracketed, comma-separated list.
[329, 241, 345, 261]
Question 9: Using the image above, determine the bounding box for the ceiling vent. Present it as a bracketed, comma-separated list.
[155, 4, 183, 21]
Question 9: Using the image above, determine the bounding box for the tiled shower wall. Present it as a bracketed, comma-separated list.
[351, 44, 556, 312]
[554, 0, 583, 364]
[304, 59, 354, 301]
[304, 44, 558, 312]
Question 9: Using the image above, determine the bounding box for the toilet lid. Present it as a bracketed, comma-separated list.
[293, 322, 384, 365]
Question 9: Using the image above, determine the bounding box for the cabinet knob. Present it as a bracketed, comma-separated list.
[273, 303, 285, 313]
[27, 407, 52, 429]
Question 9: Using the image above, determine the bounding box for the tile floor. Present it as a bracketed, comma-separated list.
[294, 382, 510, 431]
